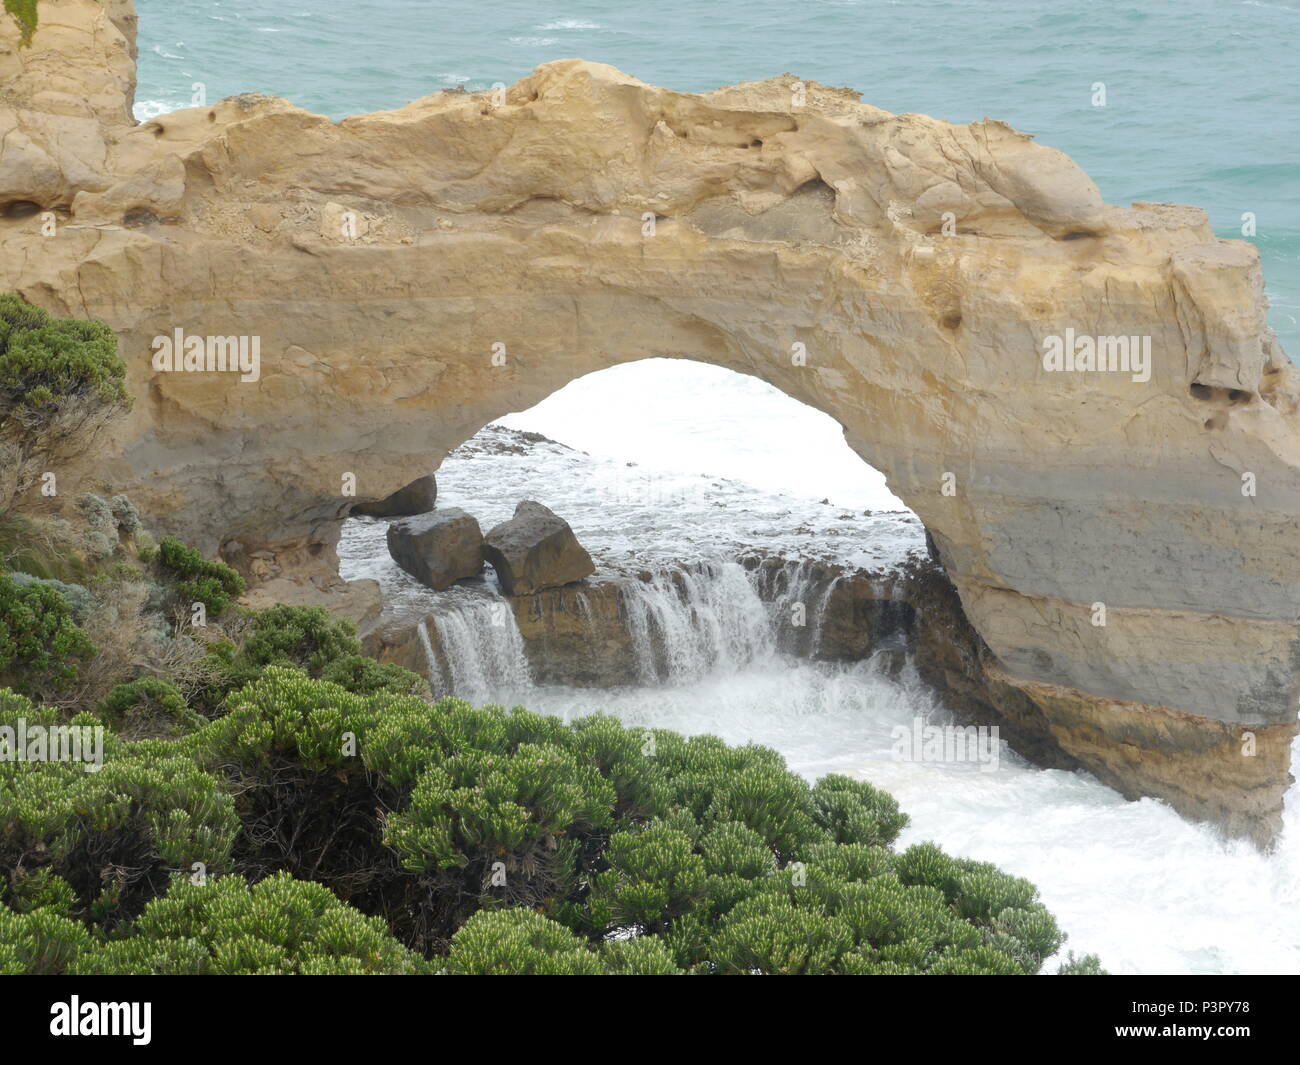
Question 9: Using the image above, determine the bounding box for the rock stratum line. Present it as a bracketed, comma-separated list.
[3, 0, 1299, 843]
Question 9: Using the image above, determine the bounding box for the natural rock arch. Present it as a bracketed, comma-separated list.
[5, 0, 1300, 842]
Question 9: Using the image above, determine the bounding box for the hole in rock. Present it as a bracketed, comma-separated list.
[123, 208, 159, 227]
[1189, 382, 1213, 400]
[339, 357, 920, 709]
[1, 200, 42, 219]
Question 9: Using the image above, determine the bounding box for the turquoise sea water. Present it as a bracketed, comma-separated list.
[134, 0, 1300, 351]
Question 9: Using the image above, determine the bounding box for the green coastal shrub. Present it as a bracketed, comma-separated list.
[99, 677, 203, 738]
[444, 908, 686, 975]
[215, 604, 360, 691]
[0, 571, 95, 695]
[0, 295, 130, 514]
[0, 639, 1099, 975]
[76, 873, 426, 975]
[239, 604, 359, 668]
[0, 294, 126, 412]
[0, 873, 425, 975]
[320, 653, 430, 697]
[445, 907, 605, 975]
[2, 571, 92, 622]
[186, 668, 1098, 972]
[155, 537, 246, 617]
[0, 907, 93, 975]
[0, 690, 238, 927]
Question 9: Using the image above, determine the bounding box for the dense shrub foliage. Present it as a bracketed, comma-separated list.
[0, 661, 1101, 974]
[0, 586, 1103, 975]
[0, 293, 127, 413]
[98, 677, 202, 738]
[153, 536, 246, 617]
[0, 294, 130, 515]
[0, 692, 237, 929]
[0, 874, 425, 975]
[0, 572, 95, 695]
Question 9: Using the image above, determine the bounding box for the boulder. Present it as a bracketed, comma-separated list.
[386, 508, 483, 590]
[353, 474, 437, 518]
[483, 501, 595, 596]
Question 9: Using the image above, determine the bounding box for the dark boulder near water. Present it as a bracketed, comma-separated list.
[354, 474, 438, 518]
[386, 507, 482, 590]
[483, 501, 595, 596]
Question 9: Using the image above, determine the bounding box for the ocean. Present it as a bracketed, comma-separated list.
[133, 0, 1300, 353]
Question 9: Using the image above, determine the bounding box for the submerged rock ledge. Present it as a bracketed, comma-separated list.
[4, 0, 1300, 843]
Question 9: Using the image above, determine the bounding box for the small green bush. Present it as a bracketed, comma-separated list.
[0, 571, 95, 695]
[446, 908, 605, 975]
[320, 653, 429, 697]
[76, 873, 427, 975]
[222, 604, 358, 685]
[0, 907, 92, 975]
[99, 677, 202, 737]
[0, 689, 238, 927]
[0, 294, 126, 410]
[1058, 951, 1108, 975]
[155, 537, 246, 617]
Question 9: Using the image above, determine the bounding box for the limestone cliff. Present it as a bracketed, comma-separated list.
[4, 0, 1299, 842]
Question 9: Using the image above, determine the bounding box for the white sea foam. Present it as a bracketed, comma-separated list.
[338, 386, 1300, 975]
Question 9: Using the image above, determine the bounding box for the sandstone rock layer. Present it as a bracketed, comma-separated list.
[353, 474, 436, 518]
[4, 1, 1300, 842]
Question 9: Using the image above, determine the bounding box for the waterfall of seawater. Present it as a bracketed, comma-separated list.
[419, 561, 795, 697]
[421, 596, 532, 707]
[748, 558, 845, 658]
[339, 466, 1300, 976]
[620, 562, 775, 683]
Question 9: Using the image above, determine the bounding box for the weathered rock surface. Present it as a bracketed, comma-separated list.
[387, 509, 483, 590]
[353, 474, 437, 518]
[483, 502, 595, 596]
[5, 1, 1300, 841]
[509, 579, 635, 686]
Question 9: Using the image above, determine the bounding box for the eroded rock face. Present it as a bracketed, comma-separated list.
[387, 509, 483, 590]
[509, 579, 635, 686]
[483, 502, 595, 596]
[5, 1, 1300, 841]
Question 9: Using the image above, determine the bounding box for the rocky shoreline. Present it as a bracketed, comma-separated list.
[355, 424, 1292, 847]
